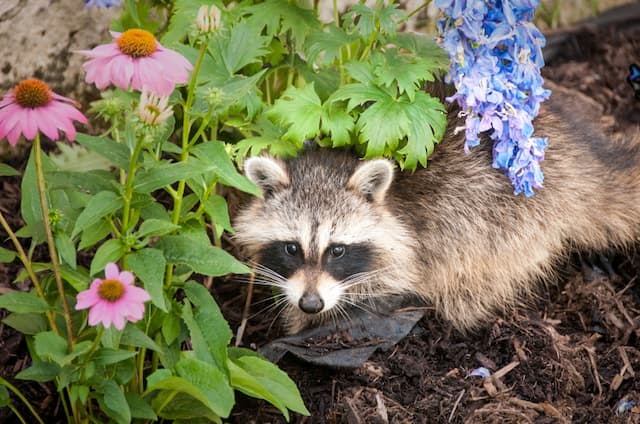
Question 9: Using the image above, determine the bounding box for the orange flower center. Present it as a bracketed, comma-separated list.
[98, 279, 125, 302]
[14, 79, 52, 108]
[117, 29, 157, 58]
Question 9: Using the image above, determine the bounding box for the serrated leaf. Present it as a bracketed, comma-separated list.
[375, 49, 435, 101]
[397, 92, 447, 170]
[203, 195, 233, 233]
[345, 3, 375, 39]
[154, 236, 249, 276]
[55, 232, 76, 270]
[230, 354, 309, 418]
[134, 160, 209, 193]
[34, 332, 68, 365]
[93, 348, 138, 366]
[75, 133, 130, 169]
[306, 24, 357, 65]
[358, 95, 411, 158]
[72, 191, 122, 238]
[212, 20, 269, 75]
[3, 313, 47, 335]
[147, 376, 222, 422]
[15, 361, 61, 382]
[190, 142, 259, 195]
[394, 32, 450, 71]
[128, 248, 167, 312]
[136, 219, 180, 238]
[184, 281, 231, 370]
[0, 291, 50, 314]
[246, 0, 320, 48]
[161, 0, 204, 46]
[98, 380, 131, 424]
[126, 392, 157, 420]
[78, 219, 112, 250]
[320, 102, 354, 147]
[175, 356, 234, 418]
[90, 239, 126, 276]
[268, 83, 322, 143]
[121, 324, 161, 352]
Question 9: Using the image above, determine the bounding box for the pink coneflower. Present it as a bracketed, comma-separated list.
[138, 88, 173, 125]
[0, 79, 88, 146]
[75, 263, 151, 330]
[79, 29, 193, 96]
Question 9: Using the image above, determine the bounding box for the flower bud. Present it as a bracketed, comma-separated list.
[196, 5, 222, 34]
[138, 89, 173, 126]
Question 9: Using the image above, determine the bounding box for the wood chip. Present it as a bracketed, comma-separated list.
[493, 360, 520, 379]
[475, 352, 497, 369]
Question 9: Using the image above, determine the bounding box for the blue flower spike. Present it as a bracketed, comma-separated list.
[435, 0, 551, 196]
[84, 0, 121, 8]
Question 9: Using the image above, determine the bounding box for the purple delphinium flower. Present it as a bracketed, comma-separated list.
[435, 0, 551, 196]
[84, 0, 121, 8]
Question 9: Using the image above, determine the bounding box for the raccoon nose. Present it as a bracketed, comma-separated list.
[298, 292, 324, 314]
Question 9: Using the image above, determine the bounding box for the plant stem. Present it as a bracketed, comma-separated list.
[121, 133, 145, 233]
[34, 134, 74, 350]
[0, 376, 45, 424]
[0, 211, 58, 333]
[165, 40, 208, 288]
[404, 0, 432, 21]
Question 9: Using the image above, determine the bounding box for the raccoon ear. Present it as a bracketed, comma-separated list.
[348, 159, 394, 202]
[244, 156, 290, 198]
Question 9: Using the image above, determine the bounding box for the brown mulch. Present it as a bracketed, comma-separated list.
[1, 12, 640, 424]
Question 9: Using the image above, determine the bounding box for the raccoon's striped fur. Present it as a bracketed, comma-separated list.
[233, 83, 640, 334]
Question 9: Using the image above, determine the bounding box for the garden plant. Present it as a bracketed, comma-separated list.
[0, 0, 552, 422]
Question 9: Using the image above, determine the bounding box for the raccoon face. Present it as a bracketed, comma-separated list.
[233, 151, 403, 323]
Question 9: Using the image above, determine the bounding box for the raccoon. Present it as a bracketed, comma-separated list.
[233, 83, 640, 334]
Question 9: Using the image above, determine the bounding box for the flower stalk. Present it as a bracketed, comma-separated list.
[34, 134, 74, 349]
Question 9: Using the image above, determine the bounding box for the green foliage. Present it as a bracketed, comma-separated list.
[0, 0, 451, 422]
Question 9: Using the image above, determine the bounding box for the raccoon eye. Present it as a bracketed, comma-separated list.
[329, 245, 345, 258]
[284, 242, 300, 256]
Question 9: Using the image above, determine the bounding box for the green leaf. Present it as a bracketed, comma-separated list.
[320, 102, 354, 147]
[98, 380, 131, 424]
[72, 191, 122, 238]
[0, 385, 10, 407]
[154, 235, 250, 276]
[230, 354, 309, 418]
[34, 332, 68, 365]
[203, 195, 233, 233]
[184, 281, 231, 370]
[397, 91, 447, 170]
[345, 3, 375, 39]
[3, 313, 47, 335]
[92, 348, 138, 366]
[128, 248, 167, 312]
[357, 94, 410, 158]
[121, 324, 162, 352]
[134, 160, 209, 193]
[15, 361, 61, 382]
[267, 83, 322, 143]
[212, 20, 269, 75]
[161, 0, 203, 46]
[394, 32, 450, 70]
[0, 246, 16, 263]
[175, 356, 234, 418]
[190, 142, 260, 195]
[161, 312, 181, 345]
[75, 133, 130, 169]
[20, 148, 55, 244]
[306, 24, 357, 65]
[0, 291, 50, 314]
[0, 163, 19, 176]
[247, 0, 320, 48]
[375, 49, 435, 101]
[90, 239, 126, 276]
[47, 170, 117, 195]
[78, 219, 112, 250]
[147, 376, 221, 422]
[55, 232, 76, 269]
[136, 219, 180, 239]
[59, 264, 90, 292]
[69, 385, 90, 405]
[126, 392, 157, 420]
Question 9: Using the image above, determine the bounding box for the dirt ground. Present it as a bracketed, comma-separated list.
[1, 6, 640, 424]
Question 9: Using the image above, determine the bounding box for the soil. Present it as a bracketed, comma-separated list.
[1, 9, 640, 424]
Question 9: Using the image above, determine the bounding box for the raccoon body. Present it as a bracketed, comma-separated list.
[233, 84, 640, 334]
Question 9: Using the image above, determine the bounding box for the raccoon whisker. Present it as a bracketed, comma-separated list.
[248, 295, 289, 321]
[337, 295, 377, 315]
[267, 303, 293, 335]
[232, 277, 288, 289]
[333, 302, 353, 326]
[248, 292, 287, 308]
